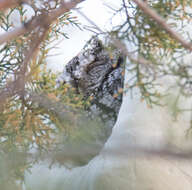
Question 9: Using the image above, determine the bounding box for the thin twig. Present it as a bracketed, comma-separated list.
[0, 28, 48, 107]
[132, 0, 192, 51]
[76, 9, 155, 67]
[0, 0, 19, 10]
[0, 0, 85, 45]
[0, 0, 33, 10]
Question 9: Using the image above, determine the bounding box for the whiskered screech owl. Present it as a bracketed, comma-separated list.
[57, 36, 125, 135]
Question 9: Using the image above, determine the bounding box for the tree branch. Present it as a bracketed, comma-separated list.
[0, 0, 85, 45]
[76, 9, 155, 67]
[0, 0, 20, 10]
[132, 0, 192, 51]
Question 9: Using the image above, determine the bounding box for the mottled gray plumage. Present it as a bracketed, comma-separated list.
[57, 37, 125, 137]
[55, 37, 125, 167]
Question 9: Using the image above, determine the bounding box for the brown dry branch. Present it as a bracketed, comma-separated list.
[0, 0, 34, 10]
[0, 0, 84, 108]
[132, 0, 192, 51]
[17, 28, 48, 99]
[0, 28, 48, 107]
[0, 0, 84, 45]
[0, 0, 20, 10]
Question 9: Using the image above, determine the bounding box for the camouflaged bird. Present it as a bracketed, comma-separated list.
[57, 36, 125, 137]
